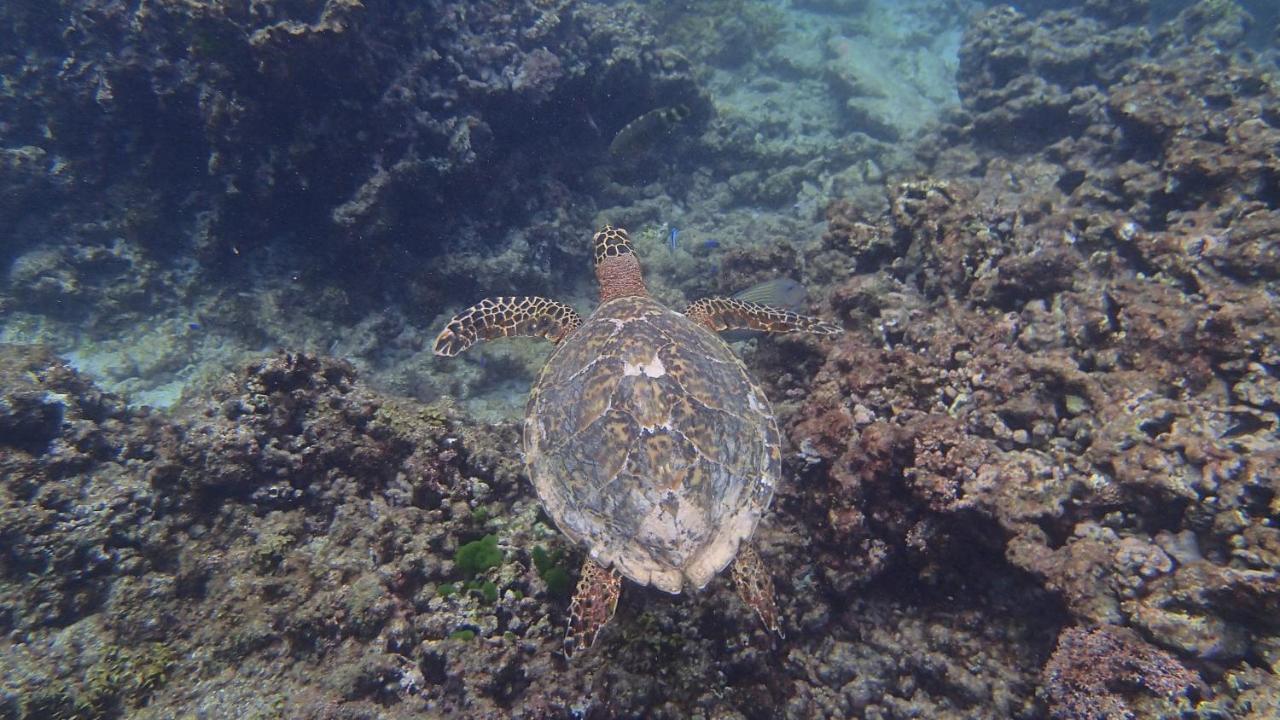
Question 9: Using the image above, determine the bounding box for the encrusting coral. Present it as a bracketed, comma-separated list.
[1042, 625, 1201, 719]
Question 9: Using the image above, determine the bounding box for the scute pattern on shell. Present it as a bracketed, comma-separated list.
[524, 295, 781, 594]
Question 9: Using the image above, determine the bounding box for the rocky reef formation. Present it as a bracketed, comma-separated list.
[795, 1, 1280, 716]
[1, 348, 563, 717]
[2, 0, 951, 417]
[0, 340, 1057, 718]
[0, 0, 697, 320]
[0, 345, 891, 718]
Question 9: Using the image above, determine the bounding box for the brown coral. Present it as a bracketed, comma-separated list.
[1042, 625, 1200, 719]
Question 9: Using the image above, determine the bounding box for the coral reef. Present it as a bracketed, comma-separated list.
[0, 341, 1051, 718]
[0, 0, 699, 332]
[0, 349, 712, 715]
[1042, 625, 1200, 719]
[1, 0, 955, 418]
[0, 349, 541, 716]
[793, 0, 1280, 715]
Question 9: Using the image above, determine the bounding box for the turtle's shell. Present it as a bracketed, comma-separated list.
[524, 295, 780, 594]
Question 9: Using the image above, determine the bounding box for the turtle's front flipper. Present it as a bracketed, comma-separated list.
[564, 559, 622, 659]
[433, 297, 582, 357]
[685, 297, 841, 337]
[732, 543, 783, 637]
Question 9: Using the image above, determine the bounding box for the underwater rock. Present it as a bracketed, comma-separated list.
[820, 199, 906, 273]
[791, 0, 870, 13]
[6, 239, 160, 325]
[0, 347, 564, 715]
[0, 0, 698, 312]
[788, 5, 1280, 714]
[1157, 0, 1254, 48]
[0, 345, 167, 637]
[1042, 625, 1199, 720]
[956, 6, 1148, 152]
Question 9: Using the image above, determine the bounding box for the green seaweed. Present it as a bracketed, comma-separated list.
[249, 529, 295, 573]
[532, 545, 573, 597]
[454, 534, 502, 578]
[448, 629, 476, 641]
[438, 536, 504, 605]
[441, 579, 499, 604]
[475, 579, 498, 603]
[420, 399, 454, 429]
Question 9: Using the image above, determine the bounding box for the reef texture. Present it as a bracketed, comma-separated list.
[798, 1, 1280, 717]
[1, 0, 946, 416]
[0, 341, 1053, 719]
[0, 0, 698, 315]
[2, 348, 558, 718]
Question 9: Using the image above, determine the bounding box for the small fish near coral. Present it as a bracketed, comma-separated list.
[609, 104, 691, 156]
[665, 229, 721, 254]
[433, 225, 841, 658]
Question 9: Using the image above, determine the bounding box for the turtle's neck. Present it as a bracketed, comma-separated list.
[596, 254, 647, 303]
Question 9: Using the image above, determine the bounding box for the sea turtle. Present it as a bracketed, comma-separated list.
[433, 226, 840, 656]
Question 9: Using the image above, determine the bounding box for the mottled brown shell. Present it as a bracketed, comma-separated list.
[524, 295, 781, 594]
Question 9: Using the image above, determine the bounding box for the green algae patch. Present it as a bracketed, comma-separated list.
[532, 545, 572, 598]
[454, 534, 502, 578]
[438, 536, 501, 604]
[448, 629, 476, 642]
[475, 580, 499, 604]
[249, 529, 295, 573]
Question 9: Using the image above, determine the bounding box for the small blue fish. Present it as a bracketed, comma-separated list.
[188, 322, 202, 331]
[701, 239, 720, 250]
[668, 227, 680, 252]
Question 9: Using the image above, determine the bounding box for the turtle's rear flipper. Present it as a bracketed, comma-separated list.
[564, 559, 622, 659]
[685, 297, 841, 336]
[433, 297, 583, 357]
[732, 543, 783, 638]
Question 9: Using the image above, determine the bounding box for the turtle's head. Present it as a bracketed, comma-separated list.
[593, 225, 647, 302]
